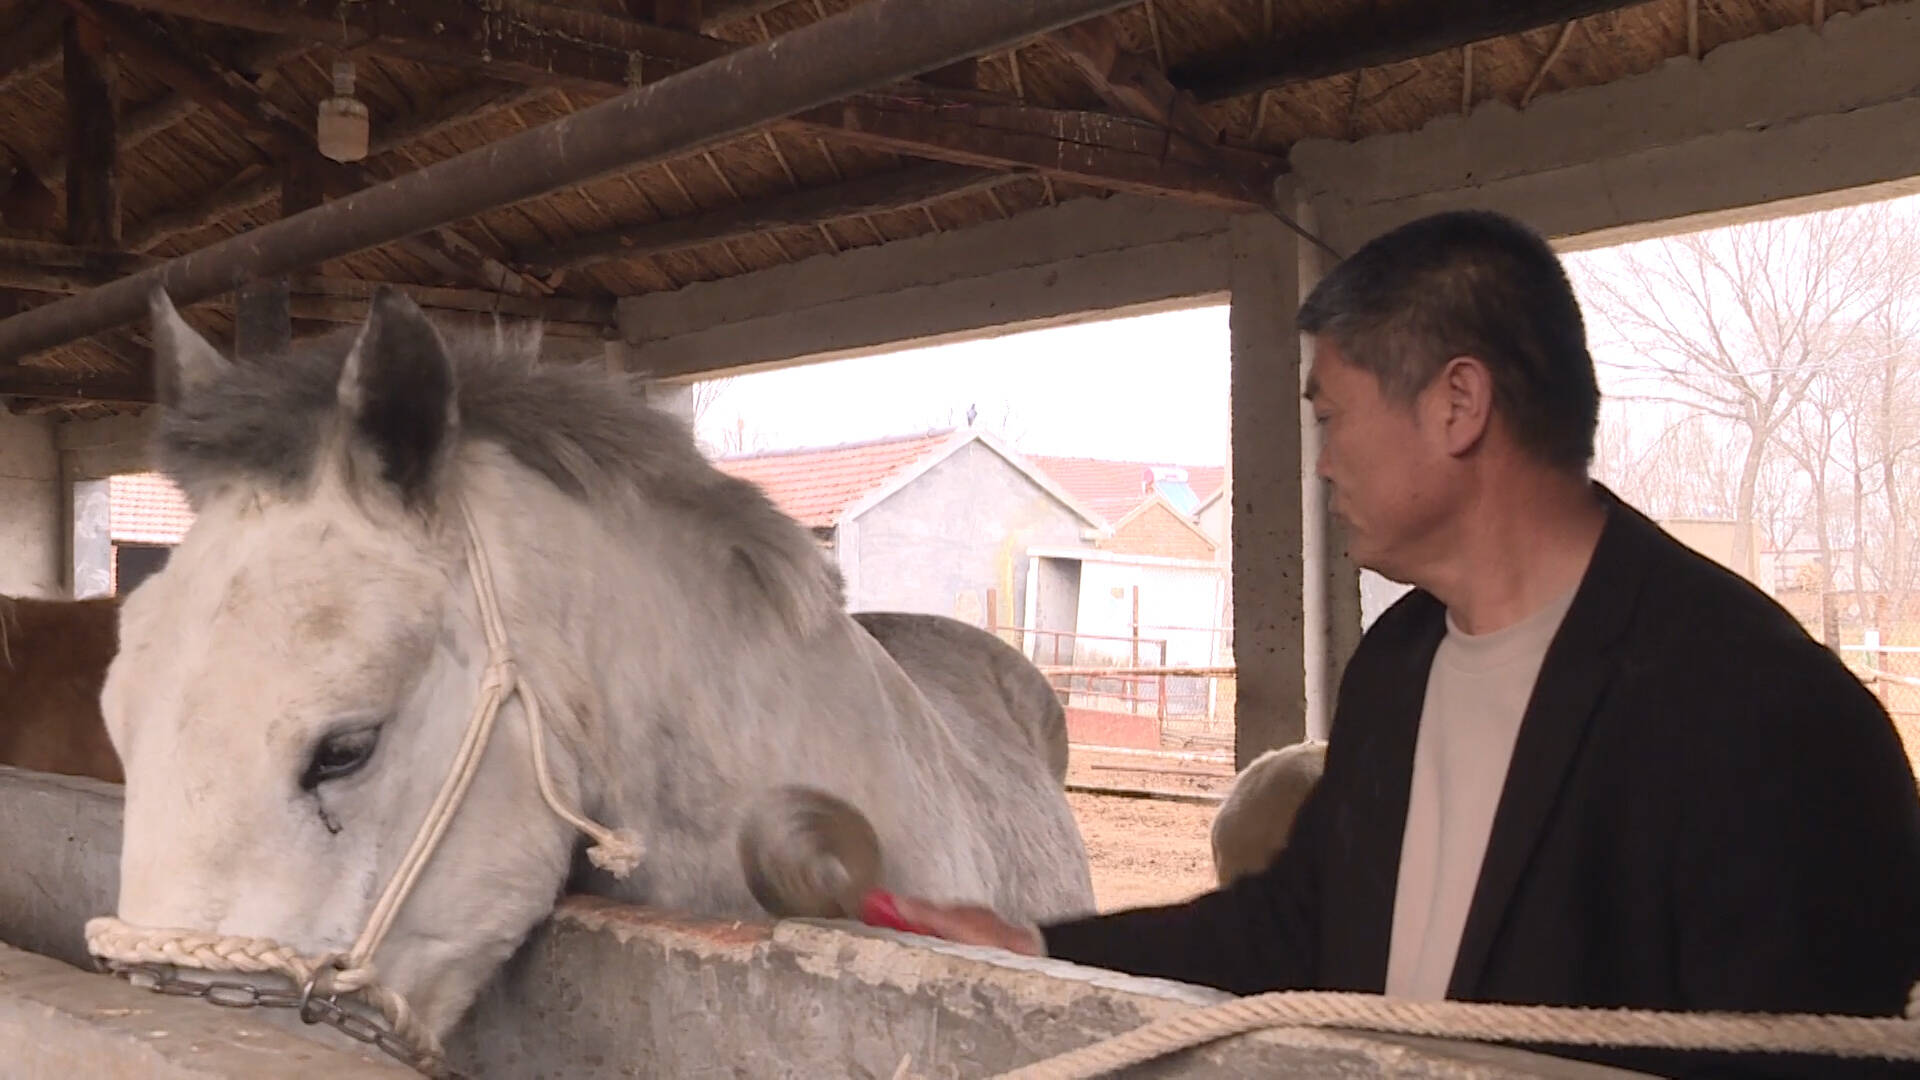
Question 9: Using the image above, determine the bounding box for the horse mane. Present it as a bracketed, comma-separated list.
[155, 320, 844, 634]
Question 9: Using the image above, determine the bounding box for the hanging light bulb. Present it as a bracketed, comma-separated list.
[316, 59, 369, 163]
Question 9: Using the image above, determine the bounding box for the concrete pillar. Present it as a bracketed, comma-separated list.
[1229, 210, 1306, 766]
[1295, 199, 1364, 742]
[0, 411, 61, 597]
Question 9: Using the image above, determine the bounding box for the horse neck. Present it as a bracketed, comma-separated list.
[465, 453, 875, 820]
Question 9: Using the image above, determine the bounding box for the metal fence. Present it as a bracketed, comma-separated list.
[1838, 642, 1920, 772]
[991, 625, 1236, 751]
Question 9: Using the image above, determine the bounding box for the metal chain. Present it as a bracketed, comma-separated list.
[107, 963, 466, 1078]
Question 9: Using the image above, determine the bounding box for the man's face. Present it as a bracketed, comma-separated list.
[1304, 337, 1456, 581]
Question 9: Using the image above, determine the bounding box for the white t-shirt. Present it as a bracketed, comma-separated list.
[1384, 585, 1580, 1000]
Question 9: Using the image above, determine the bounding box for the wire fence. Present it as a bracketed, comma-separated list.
[1838, 642, 1920, 772]
[992, 625, 1237, 752]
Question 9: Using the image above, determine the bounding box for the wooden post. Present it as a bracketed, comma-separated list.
[62, 14, 118, 248]
[1229, 208, 1307, 766]
[236, 158, 326, 360]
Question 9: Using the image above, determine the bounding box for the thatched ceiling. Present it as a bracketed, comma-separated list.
[0, 0, 1895, 413]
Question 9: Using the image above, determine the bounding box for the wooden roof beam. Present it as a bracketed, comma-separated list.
[0, 240, 612, 334]
[794, 90, 1282, 210]
[63, 14, 121, 248]
[99, 0, 1283, 210]
[125, 84, 551, 253]
[697, 0, 789, 29]
[0, 0, 1155, 361]
[0, 4, 67, 97]
[64, 0, 549, 296]
[1175, 0, 1657, 104]
[0, 363, 154, 405]
[39, 36, 312, 184]
[518, 161, 1007, 273]
[92, 0, 730, 92]
[1048, 16, 1220, 146]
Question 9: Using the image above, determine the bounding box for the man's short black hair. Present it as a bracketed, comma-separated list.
[1298, 209, 1600, 470]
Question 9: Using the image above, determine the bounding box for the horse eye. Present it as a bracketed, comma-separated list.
[300, 727, 380, 791]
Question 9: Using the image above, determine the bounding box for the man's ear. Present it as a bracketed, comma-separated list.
[1437, 355, 1494, 457]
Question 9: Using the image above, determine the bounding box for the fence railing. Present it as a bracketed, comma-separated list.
[989, 625, 1235, 750]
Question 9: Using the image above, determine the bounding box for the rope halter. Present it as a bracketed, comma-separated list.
[87, 494, 642, 1075]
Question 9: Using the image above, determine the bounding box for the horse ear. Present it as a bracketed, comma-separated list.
[338, 287, 457, 506]
[149, 287, 231, 407]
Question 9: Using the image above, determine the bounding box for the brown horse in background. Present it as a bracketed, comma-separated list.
[0, 594, 122, 784]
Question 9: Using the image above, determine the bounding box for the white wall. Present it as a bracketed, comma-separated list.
[1073, 557, 1227, 668]
[0, 412, 60, 597]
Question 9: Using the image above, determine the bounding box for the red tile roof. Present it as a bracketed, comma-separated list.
[109, 472, 194, 545]
[1026, 456, 1225, 524]
[712, 431, 957, 529]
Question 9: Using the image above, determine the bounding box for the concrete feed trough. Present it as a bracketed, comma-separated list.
[0, 765, 1656, 1078]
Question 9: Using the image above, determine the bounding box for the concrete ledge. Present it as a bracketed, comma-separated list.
[3, 766, 1647, 1077]
[0, 941, 412, 1078]
[0, 766, 122, 970]
[445, 896, 1646, 1078]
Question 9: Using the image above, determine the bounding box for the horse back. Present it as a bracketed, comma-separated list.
[850, 611, 1068, 784]
[0, 595, 123, 784]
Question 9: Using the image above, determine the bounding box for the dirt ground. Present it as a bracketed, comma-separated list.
[1062, 747, 1235, 911]
[1066, 791, 1219, 911]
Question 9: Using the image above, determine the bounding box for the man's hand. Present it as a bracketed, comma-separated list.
[864, 891, 1046, 956]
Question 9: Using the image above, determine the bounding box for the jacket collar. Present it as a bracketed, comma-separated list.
[1445, 482, 1658, 995]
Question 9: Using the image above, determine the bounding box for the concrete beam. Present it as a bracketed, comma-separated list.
[0, 411, 60, 596]
[0, 768, 1650, 1078]
[616, 194, 1234, 380]
[1228, 210, 1307, 765]
[1291, 2, 1920, 252]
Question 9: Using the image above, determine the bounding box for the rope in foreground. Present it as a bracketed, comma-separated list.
[990, 986, 1920, 1079]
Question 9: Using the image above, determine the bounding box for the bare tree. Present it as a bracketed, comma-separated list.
[1777, 370, 1847, 646]
[1573, 206, 1901, 579]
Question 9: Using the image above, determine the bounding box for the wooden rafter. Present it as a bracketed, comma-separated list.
[0, 240, 612, 334]
[795, 90, 1281, 209]
[63, 14, 121, 248]
[0, 5, 67, 97]
[95, 0, 1287, 211]
[0, 364, 154, 405]
[518, 162, 1006, 272]
[1172, 0, 1657, 103]
[40, 37, 312, 184]
[1049, 16, 1218, 145]
[63, 0, 550, 295]
[125, 84, 552, 254]
[699, 0, 790, 27]
[91, 0, 729, 92]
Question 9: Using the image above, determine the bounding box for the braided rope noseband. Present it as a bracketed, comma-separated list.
[86, 495, 642, 1075]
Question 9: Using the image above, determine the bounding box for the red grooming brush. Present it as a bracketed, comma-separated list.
[859, 889, 932, 935]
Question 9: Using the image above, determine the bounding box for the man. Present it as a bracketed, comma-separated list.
[889, 210, 1920, 1078]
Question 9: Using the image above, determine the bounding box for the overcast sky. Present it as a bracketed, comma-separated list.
[693, 191, 1920, 469]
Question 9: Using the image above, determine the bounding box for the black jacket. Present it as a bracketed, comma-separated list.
[1041, 488, 1920, 1078]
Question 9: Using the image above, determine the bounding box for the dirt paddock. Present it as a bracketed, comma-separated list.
[1063, 746, 1233, 911]
[1067, 791, 1217, 910]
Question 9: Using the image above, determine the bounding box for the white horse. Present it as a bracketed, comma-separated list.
[96, 288, 1094, 1046]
